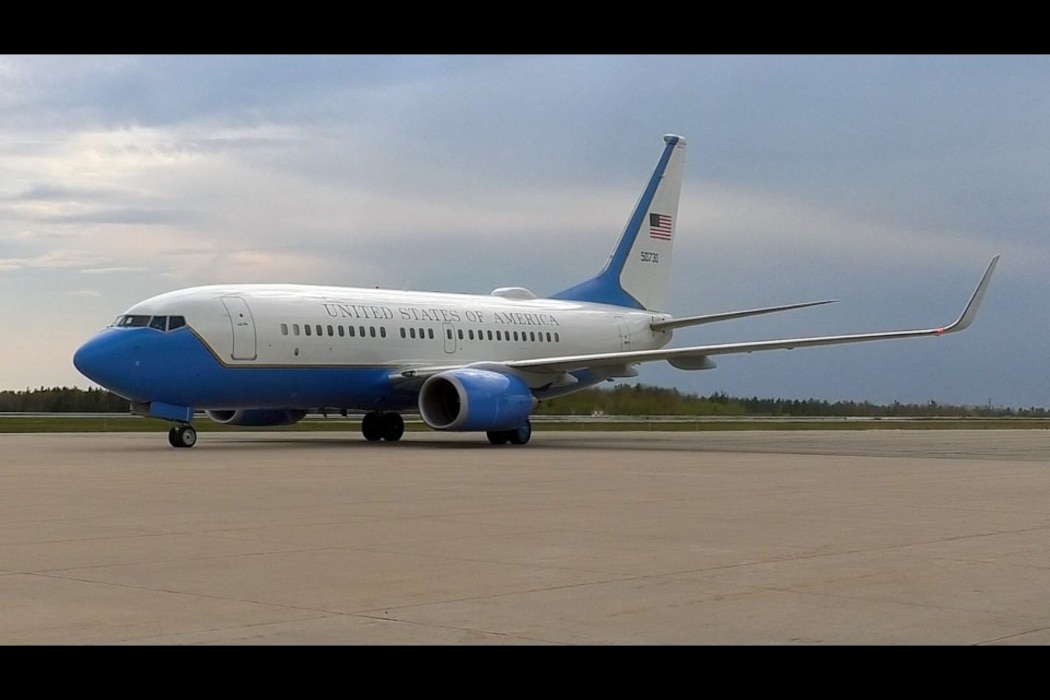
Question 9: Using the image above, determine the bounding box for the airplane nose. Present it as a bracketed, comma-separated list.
[73, 333, 109, 385]
[73, 329, 132, 390]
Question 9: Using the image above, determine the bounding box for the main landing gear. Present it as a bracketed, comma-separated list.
[361, 411, 405, 442]
[168, 423, 197, 448]
[486, 420, 532, 446]
[359, 412, 532, 445]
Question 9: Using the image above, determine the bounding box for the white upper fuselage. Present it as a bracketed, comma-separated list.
[126, 284, 674, 371]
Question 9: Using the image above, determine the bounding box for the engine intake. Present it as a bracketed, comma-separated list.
[418, 369, 535, 431]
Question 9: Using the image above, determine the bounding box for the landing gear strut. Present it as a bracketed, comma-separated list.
[361, 411, 405, 442]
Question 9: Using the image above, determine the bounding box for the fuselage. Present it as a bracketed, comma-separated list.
[73, 283, 674, 411]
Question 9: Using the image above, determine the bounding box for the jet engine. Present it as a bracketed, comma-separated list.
[418, 369, 536, 431]
[204, 408, 308, 426]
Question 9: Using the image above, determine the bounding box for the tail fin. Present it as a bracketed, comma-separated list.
[550, 134, 687, 312]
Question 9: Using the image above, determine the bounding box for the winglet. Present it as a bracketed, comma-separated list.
[939, 255, 999, 334]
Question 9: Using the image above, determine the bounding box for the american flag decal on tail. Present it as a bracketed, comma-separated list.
[649, 213, 672, 241]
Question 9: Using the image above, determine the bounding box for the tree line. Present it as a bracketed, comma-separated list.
[3, 384, 1046, 418]
[532, 384, 1049, 418]
[0, 386, 130, 412]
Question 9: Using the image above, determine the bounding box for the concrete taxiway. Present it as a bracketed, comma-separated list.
[1, 429, 1049, 645]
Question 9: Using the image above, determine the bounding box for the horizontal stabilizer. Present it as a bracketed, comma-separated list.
[651, 299, 838, 332]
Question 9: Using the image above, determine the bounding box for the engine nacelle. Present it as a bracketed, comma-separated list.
[205, 408, 308, 427]
[418, 369, 536, 432]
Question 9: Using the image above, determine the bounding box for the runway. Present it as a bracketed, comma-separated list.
[2, 429, 1049, 645]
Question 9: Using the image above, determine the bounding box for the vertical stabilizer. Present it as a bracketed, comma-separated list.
[550, 134, 687, 312]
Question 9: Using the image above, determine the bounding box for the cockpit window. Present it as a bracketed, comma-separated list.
[114, 315, 152, 327]
[112, 314, 187, 331]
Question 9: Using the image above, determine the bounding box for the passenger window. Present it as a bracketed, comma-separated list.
[316, 324, 322, 336]
[293, 324, 301, 336]
[280, 323, 288, 335]
[348, 326, 355, 337]
[338, 326, 344, 337]
[305, 325, 312, 336]
[369, 326, 376, 338]
[409, 328, 416, 339]
[380, 327, 386, 338]
[428, 328, 434, 339]
[327, 325, 334, 336]
[400, 328, 407, 338]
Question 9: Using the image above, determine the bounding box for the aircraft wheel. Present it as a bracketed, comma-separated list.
[507, 420, 532, 445]
[361, 412, 382, 441]
[487, 430, 509, 445]
[168, 424, 197, 448]
[381, 412, 405, 441]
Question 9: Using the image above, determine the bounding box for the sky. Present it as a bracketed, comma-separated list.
[1, 54, 1046, 409]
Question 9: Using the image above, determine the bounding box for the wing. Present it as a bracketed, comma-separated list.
[392, 256, 998, 384]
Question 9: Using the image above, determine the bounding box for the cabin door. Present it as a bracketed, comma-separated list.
[221, 296, 258, 361]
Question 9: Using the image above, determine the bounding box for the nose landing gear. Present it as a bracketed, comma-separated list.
[168, 423, 198, 448]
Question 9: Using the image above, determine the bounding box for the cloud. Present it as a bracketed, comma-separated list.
[0, 55, 1045, 407]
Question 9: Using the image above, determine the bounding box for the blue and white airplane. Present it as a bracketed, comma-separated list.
[73, 134, 998, 448]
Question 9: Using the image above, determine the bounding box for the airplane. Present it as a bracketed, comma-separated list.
[72, 134, 999, 448]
